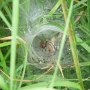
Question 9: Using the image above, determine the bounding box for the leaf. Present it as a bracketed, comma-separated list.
[76, 36, 90, 53]
[53, 80, 81, 90]
[48, 0, 61, 15]
[0, 75, 8, 90]
[0, 10, 11, 29]
[0, 41, 11, 48]
[18, 79, 81, 90]
[19, 87, 56, 90]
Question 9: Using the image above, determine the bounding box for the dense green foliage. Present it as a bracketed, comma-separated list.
[0, 0, 90, 90]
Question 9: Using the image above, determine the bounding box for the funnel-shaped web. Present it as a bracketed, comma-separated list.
[18, 0, 73, 69]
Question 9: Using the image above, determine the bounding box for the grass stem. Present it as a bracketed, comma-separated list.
[10, 0, 19, 90]
[61, 0, 84, 89]
[49, 0, 73, 88]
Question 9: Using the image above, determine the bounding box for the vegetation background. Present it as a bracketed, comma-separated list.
[0, 0, 90, 90]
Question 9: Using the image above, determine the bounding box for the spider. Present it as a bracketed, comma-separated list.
[39, 38, 56, 54]
[40, 40, 47, 49]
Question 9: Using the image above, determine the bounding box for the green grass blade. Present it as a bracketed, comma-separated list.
[0, 41, 11, 47]
[4, 49, 10, 61]
[76, 36, 90, 53]
[17, 38, 28, 88]
[10, 0, 19, 90]
[48, 0, 61, 15]
[4, 5, 12, 22]
[60, 0, 84, 89]
[87, 0, 90, 30]
[0, 50, 7, 72]
[73, 0, 87, 9]
[0, 75, 8, 90]
[80, 61, 90, 67]
[49, 0, 73, 87]
[0, 10, 11, 29]
[18, 80, 81, 90]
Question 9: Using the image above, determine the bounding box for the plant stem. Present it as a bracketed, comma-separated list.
[10, 0, 19, 90]
[61, 0, 84, 90]
[50, 0, 73, 88]
[87, 0, 90, 30]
